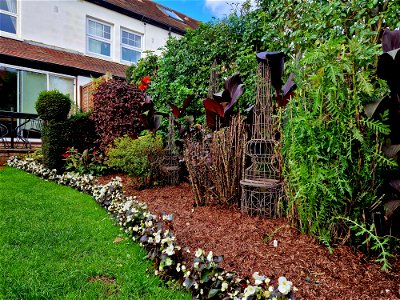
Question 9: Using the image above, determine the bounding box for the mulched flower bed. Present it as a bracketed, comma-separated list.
[98, 175, 400, 299]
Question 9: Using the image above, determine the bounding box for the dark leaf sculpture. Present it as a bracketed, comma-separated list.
[140, 95, 164, 134]
[169, 95, 195, 138]
[368, 29, 400, 232]
[256, 51, 297, 107]
[203, 73, 245, 130]
[374, 29, 400, 145]
[169, 95, 195, 119]
[382, 29, 400, 53]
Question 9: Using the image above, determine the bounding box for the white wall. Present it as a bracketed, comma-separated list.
[19, 0, 181, 63]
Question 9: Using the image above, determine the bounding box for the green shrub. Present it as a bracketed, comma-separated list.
[24, 149, 43, 163]
[106, 133, 163, 184]
[67, 111, 98, 152]
[35, 90, 71, 171]
[282, 38, 390, 247]
[35, 90, 71, 121]
[41, 120, 69, 171]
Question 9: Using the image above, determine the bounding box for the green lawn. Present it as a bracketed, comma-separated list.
[0, 167, 190, 300]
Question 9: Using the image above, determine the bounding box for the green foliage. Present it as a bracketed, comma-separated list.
[41, 120, 69, 172]
[282, 38, 393, 247]
[135, 0, 399, 123]
[106, 133, 163, 184]
[35, 90, 72, 121]
[126, 52, 159, 84]
[24, 149, 43, 163]
[67, 111, 98, 152]
[63, 147, 107, 176]
[338, 217, 395, 270]
[139, 11, 262, 119]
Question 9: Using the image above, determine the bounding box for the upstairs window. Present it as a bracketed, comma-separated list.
[121, 29, 142, 64]
[0, 0, 17, 34]
[87, 18, 111, 57]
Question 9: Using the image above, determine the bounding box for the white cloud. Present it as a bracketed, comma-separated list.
[204, 0, 255, 18]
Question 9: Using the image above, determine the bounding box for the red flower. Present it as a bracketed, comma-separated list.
[139, 84, 147, 91]
[141, 76, 151, 85]
[61, 153, 71, 158]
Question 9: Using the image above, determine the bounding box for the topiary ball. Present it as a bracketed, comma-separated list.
[35, 90, 71, 121]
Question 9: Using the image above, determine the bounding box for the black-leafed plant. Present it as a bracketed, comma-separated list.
[203, 73, 245, 130]
[90, 79, 143, 150]
[366, 29, 400, 235]
[169, 94, 195, 139]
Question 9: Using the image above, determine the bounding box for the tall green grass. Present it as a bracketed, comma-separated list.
[0, 167, 190, 300]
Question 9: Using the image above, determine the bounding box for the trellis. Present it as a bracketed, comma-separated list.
[161, 114, 180, 185]
[240, 54, 284, 218]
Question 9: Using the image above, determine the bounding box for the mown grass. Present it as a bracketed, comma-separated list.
[0, 167, 190, 300]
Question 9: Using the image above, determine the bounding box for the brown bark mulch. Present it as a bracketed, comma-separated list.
[98, 175, 400, 300]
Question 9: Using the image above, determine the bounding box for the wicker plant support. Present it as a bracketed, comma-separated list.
[161, 114, 180, 185]
[240, 59, 283, 218]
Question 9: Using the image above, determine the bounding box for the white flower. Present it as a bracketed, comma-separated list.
[243, 285, 259, 297]
[207, 251, 213, 261]
[195, 248, 203, 258]
[165, 257, 173, 266]
[221, 282, 228, 292]
[155, 234, 161, 244]
[176, 263, 181, 272]
[278, 276, 292, 295]
[162, 214, 174, 221]
[164, 244, 175, 256]
[252, 272, 265, 285]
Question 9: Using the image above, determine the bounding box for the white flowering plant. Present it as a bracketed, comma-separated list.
[7, 156, 295, 300]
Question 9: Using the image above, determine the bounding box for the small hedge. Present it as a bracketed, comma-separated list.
[35, 90, 71, 121]
[36, 90, 71, 171]
[41, 120, 69, 171]
[107, 133, 163, 184]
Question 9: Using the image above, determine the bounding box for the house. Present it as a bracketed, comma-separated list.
[0, 0, 199, 115]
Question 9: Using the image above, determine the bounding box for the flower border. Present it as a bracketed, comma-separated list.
[7, 156, 295, 300]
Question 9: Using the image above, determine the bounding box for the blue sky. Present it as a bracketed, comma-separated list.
[153, 0, 247, 23]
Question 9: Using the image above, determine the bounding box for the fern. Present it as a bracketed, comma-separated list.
[360, 118, 390, 135]
[338, 217, 393, 271]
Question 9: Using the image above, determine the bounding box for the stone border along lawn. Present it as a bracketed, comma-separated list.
[5, 157, 296, 300]
[0, 167, 190, 300]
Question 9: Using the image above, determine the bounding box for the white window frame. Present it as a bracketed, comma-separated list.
[120, 28, 143, 64]
[0, 0, 18, 37]
[86, 17, 112, 58]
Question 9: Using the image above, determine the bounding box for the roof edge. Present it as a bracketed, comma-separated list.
[0, 53, 125, 79]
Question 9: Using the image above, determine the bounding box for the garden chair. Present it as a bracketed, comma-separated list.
[15, 118, 43, 149]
